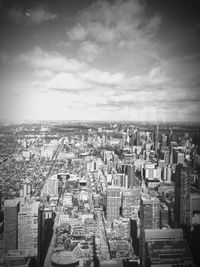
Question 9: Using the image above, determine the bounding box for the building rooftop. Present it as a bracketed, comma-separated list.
[144, 229, 183, 242]
[147, 239, 193, 265]
[4, 199, 20, 207]
[51, 251, 79, 266]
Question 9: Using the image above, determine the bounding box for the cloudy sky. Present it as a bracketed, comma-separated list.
[0, 0, 200, 122]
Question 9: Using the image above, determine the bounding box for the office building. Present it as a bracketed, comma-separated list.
[112, 172, 122, 187]
[112, 218, 131, 240]
[190, 193, 200, 225]
[38, 204, 55, 267]
[18, 201, 40, 256]
[140, 194, 160, 265]
[111, 172, 127, 188]
[154, 124, 159, 155]
[162, 166, 167, 181]
[174, 163, 191, 227]
[145, 163, 155, 180]
[20, 182, 32, 200]
[121, 164, 128, 175]
[136, 128, 140, 146]
[127, 165, 136, 187]
[106, 186, 121, 223]
[4, 250, 31, 267]
[130, 133, 135, 147]
[145, 142, 152, 151]
[144, 229, 194, 267]
[42, 175, 59, 198]
[173, 149, 185, 164]
[144, 150, 150, 161]
[166, 165, 172, 183]
[51, 251, 79, 267]
[122, 187, 140, 219]
[120, 173, 128, 188]
[158, 160, 165, 168]
[160, 203, 169, 228]
[145, 163, 161, 181]
[4, 199, 20, 253]
[161, 134, 167, 148]
[162, 165, 171, 183]
[164, 149, 170, 164]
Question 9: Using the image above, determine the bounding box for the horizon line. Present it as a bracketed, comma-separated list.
[1, 118, 200, 125]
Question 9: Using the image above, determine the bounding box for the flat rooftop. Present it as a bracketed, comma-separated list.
[147, 239, 193, 264]
[4, 199, 20, 207]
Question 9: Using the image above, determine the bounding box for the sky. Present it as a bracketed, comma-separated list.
[0, 0, 200, 122]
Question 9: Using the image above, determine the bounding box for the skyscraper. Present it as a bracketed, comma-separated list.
[140, 193, 160, 265]
[122, 187, 141, 219]
[154, 124, 159, 155]
[129, 133, 135, 147]
[18, 201, 40, 256]
[161, 134, 167, 148]
[4, 199, 20, 253]
[38, 204, 55, 267]
[20, 182, 32, 200]
[42, 175, 59, 197]
[174, 162, 191, 227]
[164, 149, 170, 164]
[106, 186, 121, 223]
[160, 203, 169, 228]
[127, 165, 136, 187]
[136, 128, 140, 146]
[144, 229, 194, 267]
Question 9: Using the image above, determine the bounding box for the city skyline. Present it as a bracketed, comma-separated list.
[1, 121, 199, 266]
[0, 0, 200, 122]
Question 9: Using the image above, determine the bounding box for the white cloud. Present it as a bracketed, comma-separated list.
[80, 41, 101, 61]
[15, 47, 87, 73]
[4, 0, 199, 122]
[8, 7, 57, 25]
[26, 7, 57, 24]
[47, 72, 92, 91]
[35, 67, 126, 93]
[67, 0, 160, 45]
[80, 68, 125, 86]
[143, 15, 161, 37]
[34, 69, 53, 78]
[87, 23, 118, 43]
[64, 0, 161, 80]
[122, 66, 167, 90]
[68, 23, 87, 41]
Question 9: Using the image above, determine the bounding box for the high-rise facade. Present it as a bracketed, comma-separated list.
[106, 186, 121, 223]
[174, 162, 191, 227]
[127, 165, 136, 187]
[164, 149, 170, 164]
[173, 149, 185, 164]
[161, 134, 167, 148]
[145, 163, 155, 180]
[18, 201, 40, 256]
[122, 187, 140, 218]
[38, 204, 54, 267]
[4, 199, 20, 253]
[154, 124, 159, 155]
[136, 128, 140, 146]
[144, 229, 194, 267]
[140, 193, 160, 265]
[160, 203, 169, 228]
[20, 182, 32, 200]
[42, 175, 59, 197]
